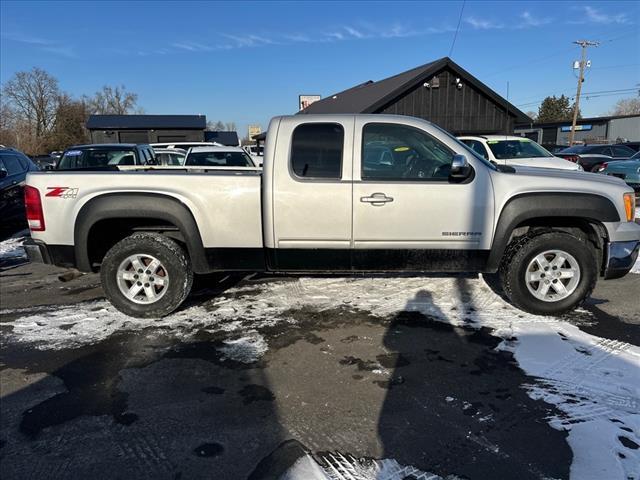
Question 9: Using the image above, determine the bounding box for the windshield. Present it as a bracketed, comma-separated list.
[487, 139, 553, 159]
[185, 151, 253, 167]
[58, 148, 137, 169]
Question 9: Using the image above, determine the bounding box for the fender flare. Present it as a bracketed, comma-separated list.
[486, 192, 618, 271]
[74, 193, 208, 272]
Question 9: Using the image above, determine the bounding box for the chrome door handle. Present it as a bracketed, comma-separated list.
[360, 192, 394, 206]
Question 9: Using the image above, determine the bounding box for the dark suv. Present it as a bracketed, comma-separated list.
[57, 144, 156, 170]
[0, 147, 39, 239]
[556, 144, 636, 171]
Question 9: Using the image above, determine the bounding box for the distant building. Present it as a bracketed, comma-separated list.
[515, 114, 640, 147]
[300, 56, 530, 135]
[87, 115, 206, 144]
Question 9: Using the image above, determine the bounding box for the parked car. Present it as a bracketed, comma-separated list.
[24, 114, 639, 319]
[556, 144, 636, 172]
[621, 141, 640, 153]
[1, 147, 39, 238]
[458, 135, 581, 170]
[184, 146, 257, 167]
[57, 144, 156, 169]
[150, 142, 221, 150]
[30, 154, 57, 170]
[596, 151, 640, 194]
[153, 148, 186, 166]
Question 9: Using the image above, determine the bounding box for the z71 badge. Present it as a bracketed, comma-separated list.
[46, 187, 79, 199]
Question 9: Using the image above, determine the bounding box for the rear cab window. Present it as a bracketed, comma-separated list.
[290, 123, 344, 179]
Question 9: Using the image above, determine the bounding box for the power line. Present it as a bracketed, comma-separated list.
[515, 88, 638, 107]
[448, 0, 466, 58]
[482, 26, 638, 80]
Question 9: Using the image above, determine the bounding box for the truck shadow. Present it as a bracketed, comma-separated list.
[376, 279, 573, 480]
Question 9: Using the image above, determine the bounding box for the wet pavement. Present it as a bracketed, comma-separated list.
[1, 261, 639, 479]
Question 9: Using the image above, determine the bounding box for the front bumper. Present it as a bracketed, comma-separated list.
[604, 240, 640, 279]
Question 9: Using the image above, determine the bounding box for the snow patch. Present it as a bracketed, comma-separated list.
[218, 331, 267, 363]
[631, 254, 640, 274]
[0, 235, 27, 260]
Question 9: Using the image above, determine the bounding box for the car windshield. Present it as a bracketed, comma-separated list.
[185, 151, 252, 167]
[487, 139, 553, 159]
[58, 148, 137, 169]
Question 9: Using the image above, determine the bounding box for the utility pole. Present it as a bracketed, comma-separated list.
[568, 40, 598, 146]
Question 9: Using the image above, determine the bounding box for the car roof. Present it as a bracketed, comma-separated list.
[150, 142, 220, 146]
[67, 143, 143, 149]
[153, 148, 187, 154]
[187, 146, 246, 153]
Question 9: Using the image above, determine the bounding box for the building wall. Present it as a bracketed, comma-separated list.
[555, 123, 607, 145]
[378, 68, 516, 135]
[608, 116, 640, 142]
[90, 129, 204, 144]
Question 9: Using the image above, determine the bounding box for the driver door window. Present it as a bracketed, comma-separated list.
[362, 123, 454, 180]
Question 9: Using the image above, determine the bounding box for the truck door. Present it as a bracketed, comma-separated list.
[269, 117, 354, 270]
[351, 118, 494, 271]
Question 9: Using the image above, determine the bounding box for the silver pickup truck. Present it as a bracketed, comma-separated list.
[24, 114, 640, 318]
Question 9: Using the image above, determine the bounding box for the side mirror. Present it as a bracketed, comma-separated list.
[145, 158, 158, 166]
[450, 154, 471, 179]
[0, 170, 7, 179]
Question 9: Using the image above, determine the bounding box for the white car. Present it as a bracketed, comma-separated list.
[458, 135, 582, 171]
[150, 141, 222, 150]
[184, 146, 258, 168]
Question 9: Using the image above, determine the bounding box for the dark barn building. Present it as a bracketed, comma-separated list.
[87, 115, 206, 144]
[301, 57, 530, 135]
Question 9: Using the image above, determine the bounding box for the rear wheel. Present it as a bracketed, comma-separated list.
[500, 232, 597, 315]
[101, 232, 193, 318]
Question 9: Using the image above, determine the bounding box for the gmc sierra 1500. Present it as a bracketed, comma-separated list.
[24, 114, 640, 318]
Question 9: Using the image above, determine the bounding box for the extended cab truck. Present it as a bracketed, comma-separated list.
[24, 115, 640, 318]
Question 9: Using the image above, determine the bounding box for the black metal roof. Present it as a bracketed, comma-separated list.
[204, 131, 240, 146]
[300, 57, 530, 123]
[86, 115, 206, 130]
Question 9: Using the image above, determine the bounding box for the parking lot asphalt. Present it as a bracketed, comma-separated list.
[1, 260, 639, 480]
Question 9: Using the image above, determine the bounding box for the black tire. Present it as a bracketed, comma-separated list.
[500, 231, 597, 316]
[100, 232, 193, 318]
[590, 164, 602, 172]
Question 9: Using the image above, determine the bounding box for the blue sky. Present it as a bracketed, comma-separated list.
[1, 1, 639, 135]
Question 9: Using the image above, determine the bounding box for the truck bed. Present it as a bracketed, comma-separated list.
[26, 168, 264, 250]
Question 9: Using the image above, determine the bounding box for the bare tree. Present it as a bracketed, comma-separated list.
[2, 67, 60, 140]
[610, 98, 640, 116]
[225, 122, 237, 132]
[46, 94, 90, 151]
[88, 85, 139, 114]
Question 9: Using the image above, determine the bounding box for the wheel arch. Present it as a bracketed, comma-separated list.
[486, 192, 618, 272]
[74, 193, 209, 273]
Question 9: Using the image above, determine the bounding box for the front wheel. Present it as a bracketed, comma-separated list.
[101, 232, 193, 318]
[500, 232, 597, 315]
